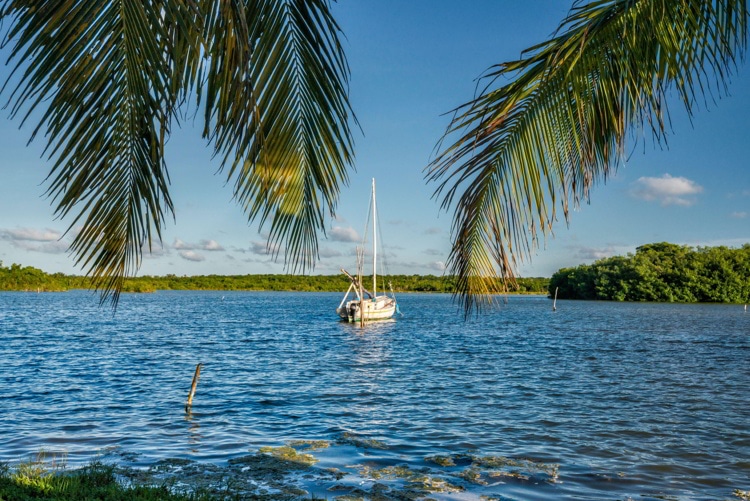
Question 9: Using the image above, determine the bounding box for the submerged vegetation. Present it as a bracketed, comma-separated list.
[0, 442, 562, 501]
[0, 261, 549, 295]
[549, 242, 750, 303]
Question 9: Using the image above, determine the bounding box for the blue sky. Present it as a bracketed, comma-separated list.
[0, 1, 748, 278]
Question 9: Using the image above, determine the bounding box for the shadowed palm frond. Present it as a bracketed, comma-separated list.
[0, 0, 197, 304]
[427, 0, 748, 315]
[0, 0, 355, 304]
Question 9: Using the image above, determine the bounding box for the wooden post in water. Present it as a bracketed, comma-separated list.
[185, 363, 203, 411]
[553, 287, 558, 311]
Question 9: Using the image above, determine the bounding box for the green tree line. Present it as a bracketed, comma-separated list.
[0, 262, 548, 295]
[2, 1, 746, 314]
[549, 243, 750, 303]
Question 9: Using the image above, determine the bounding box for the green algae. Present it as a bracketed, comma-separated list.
[457, 467, 486, 485]
[336, 432, 389, 450]
[286, 440, 330, 451]
[258, 446, 318, 466]
[406, 474, 462, 493]
[424, 455, 454, 467]
[333, 495, 365, 501]
[114, 448, 328, 500]
[441, 454, 560, 484]
[472, 454, 558, 476]
[353, 463, 463, 495]
[322, 467, 347, 481]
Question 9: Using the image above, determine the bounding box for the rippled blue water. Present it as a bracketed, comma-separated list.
[1, 290, 749, 499]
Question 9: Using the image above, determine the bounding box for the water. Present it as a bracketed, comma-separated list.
[1, 290, 748, 500]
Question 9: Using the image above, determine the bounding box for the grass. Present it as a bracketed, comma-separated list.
[0, 454, 215, 501]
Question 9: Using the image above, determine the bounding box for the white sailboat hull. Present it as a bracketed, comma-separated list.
[336, 178, 398, 324]
[337, 295, 396, 322]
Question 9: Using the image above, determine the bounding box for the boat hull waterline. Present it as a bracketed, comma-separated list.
[337, 296, 396, 322]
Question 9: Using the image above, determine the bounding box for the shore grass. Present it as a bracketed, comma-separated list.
[0, 456, 215, 501]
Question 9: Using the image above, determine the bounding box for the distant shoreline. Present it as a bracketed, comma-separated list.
[0, 264, 551, 295]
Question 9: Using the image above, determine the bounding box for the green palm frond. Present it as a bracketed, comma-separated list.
[0, 0, 354, 304]
[0, 0, 195, 304]
[202, 0, 355, 272]
[427, 0, 748, 315]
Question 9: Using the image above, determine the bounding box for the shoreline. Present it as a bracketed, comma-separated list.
[1, 439, 561, 501]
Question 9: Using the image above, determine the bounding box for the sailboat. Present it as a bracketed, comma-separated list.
[336, 178, 397, 323]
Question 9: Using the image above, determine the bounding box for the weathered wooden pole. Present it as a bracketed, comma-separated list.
[553, 287, 558, 311]
[185, 363, 203, 411]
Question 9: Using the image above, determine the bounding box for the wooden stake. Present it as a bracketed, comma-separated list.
[186, 363, 203, 411]
[553, 287, 558, 311]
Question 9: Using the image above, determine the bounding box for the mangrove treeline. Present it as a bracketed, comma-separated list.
[0, 262, 549, 295]
[549, 242, 750, 303]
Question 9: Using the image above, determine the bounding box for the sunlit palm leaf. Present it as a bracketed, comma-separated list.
[202, 0, 355, 272]
[427, 0, 747, 315]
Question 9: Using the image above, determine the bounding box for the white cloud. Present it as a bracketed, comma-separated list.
[426, 261, 446, 272]
[201, 239, 224, 251]
[179, 250, 205, 262]
[730, 211, 748, 219]
[13, 240, 69, 254]
[424, 227, 442, 235]
[329, 226, 360, 242]
[250, 241, 281, 256]
[0, 227, 67, 254]
[630, 174, 703, 206]
[173, 238, 225, 251]
[1, 227, 62, 242]
[173, 238, 190, 249]
[576, 246, 618, 260]
[142, 244, 168, 258]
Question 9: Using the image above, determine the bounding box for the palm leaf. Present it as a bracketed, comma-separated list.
[200, 0, 356, 272]
[0, 0, 355, 303]
[427, 0, 748, 315]
[0, 0, 199, 304]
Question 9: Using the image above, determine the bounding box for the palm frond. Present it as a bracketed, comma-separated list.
[201, 0, 356, 273]
[0, 0, 199, 304]
[427, 0, 748, 315]
[0, 0, 355, 304]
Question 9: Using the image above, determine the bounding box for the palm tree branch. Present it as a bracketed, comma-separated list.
[201, 0, 355, 272]
[427, 0, 747, 315]
[0, 0, 199, 304]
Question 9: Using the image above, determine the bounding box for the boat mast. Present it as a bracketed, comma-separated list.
[372, 178, 377, 297]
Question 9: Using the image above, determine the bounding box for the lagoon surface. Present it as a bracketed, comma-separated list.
[1, 291, 749, 500]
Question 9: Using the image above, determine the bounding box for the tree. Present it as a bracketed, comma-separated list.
[0, 0, 355, 304]
[426, 0, 748, 314]
[548, 243, 750, 303]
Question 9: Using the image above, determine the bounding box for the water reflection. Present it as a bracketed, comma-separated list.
[185, 409, 203, 454]
[184, 410, 202, 453]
